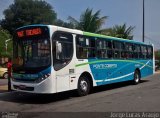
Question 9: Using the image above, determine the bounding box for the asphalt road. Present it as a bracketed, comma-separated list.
[0, 72, 160, 117]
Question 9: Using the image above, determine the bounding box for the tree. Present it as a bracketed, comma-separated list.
[0, 0, 57, 34]
[155, 50, 160, 60]
[68, 8, 107, 33]
[100, 23, 135, 40]
[0, 27, 12, 57]
[155, 50, 160, 70]
[55, 19, 74, 28]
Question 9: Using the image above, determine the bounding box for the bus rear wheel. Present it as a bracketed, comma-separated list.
[133, 70, 140, 85]
[77, 76, 91, 96]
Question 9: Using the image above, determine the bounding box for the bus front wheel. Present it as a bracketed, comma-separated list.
[133, 70, 140, 85]
[77, 76, 91, 96]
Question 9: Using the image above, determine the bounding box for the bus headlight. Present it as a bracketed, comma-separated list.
[36, 73, 51, 83]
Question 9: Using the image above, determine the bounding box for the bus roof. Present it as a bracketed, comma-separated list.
[16, 24, 48, 30]
[16, 24, 152, 46]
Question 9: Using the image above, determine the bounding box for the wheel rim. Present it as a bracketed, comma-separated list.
[80, 80, 88, 92]
[135, 73, 139, 83]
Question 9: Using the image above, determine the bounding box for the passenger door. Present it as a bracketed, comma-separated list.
[52, 31, 74, 92]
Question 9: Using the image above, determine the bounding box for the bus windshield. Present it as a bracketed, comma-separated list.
[13, 26, 51, 72]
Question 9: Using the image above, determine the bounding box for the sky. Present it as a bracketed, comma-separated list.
[0, 0, 160, 49]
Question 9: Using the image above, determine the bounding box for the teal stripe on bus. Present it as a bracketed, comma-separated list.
[75, 59, 153, 69]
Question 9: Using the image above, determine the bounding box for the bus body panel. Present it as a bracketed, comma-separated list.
[55, 59, 75, 92]
[90, 59, 153, 86]
[11, 66, 56, 93]
[75, 59, 153, 86]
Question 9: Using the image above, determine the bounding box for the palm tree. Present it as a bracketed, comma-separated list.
[100, 23, 135, 40]
[68, 8, 108, 33]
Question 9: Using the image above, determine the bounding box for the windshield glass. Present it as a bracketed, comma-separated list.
[13, 26, 51, 72]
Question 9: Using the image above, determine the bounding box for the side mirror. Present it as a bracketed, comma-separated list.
[56, 41, 62, 53]
[56, 41, 62, 59]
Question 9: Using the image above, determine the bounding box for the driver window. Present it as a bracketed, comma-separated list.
[52, 32, 73, 71]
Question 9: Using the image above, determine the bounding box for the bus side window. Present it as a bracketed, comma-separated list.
[107, 40, 113, 58]
[88, 37, 96, 58]
[113, 41, 121, 59]
[125, 43, 129, 59]
[76, 36, 87, 58]
[96, 39, 108, 59]
[76, 35, 96, 59]
[125, 43, 133, 59]
[134, 44, 140, 59]
[141, 45, 147, 59]
[129, 44, 133, 59]
[121, 43, 126, 59]
[132, 44, 135, 59]
[147, 46, 153, 59]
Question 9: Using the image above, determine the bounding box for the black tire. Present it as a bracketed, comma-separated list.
[77, 76, 91, 96]
[133, 70, 140, 85]
[3, 72, 8, 79]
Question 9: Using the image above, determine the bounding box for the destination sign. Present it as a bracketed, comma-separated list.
[17, 28, 42, 38]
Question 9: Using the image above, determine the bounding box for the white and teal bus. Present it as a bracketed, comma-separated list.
[12, 25, 155, 96]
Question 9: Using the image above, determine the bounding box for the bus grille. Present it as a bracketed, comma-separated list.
[13, 85, 34, 91]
